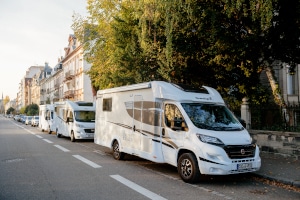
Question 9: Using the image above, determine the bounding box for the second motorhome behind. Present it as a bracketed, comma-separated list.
[53, 101, 95, 142]
[94, 81, 261, 183]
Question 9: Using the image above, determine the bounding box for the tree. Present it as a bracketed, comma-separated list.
[19, 107, 26, 114]
[6, 107, 15, 115]
[25, 104, 39, 116]
[3, 95, 10, 106]
[73, 0, 300, 110]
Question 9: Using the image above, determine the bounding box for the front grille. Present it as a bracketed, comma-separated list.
[85, 129, 95, 133]
[223, 144, 256, 159]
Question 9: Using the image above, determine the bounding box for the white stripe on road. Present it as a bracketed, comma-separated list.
[43, 139, 53, 143]
[35, 135, 43, 139]
[54, 145, 70, 152]
[110, 175, 167, 200]
[72, 155, 101, 168]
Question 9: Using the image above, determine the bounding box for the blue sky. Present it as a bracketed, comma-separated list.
[0, 0, 87, 100]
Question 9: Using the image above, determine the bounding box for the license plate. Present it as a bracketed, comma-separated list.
[237, 163, 252, 170]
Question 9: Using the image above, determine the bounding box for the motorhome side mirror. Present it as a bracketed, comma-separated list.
[171, 118, 183, 131]
[181, 121, 188, 131]
[67, 117, 73, 123]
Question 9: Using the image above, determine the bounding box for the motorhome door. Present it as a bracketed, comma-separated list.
[132, 95, 142, 150]
[162, 103, 186, 165]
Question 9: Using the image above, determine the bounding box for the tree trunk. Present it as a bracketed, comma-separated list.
[265, 66, 286, 107]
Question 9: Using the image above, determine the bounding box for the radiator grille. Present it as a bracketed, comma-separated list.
[224, 144, 256, 159]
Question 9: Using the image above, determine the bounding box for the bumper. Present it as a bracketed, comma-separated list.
[197, 145, 261, 175]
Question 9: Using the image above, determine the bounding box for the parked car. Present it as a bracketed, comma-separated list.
[25, 116, 33, 125]
[20, 115, 26, 123]
[31, 116, 39, 127]
[14, 115, 20, 121]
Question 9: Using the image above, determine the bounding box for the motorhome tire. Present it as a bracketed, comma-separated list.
[177, 153, 200, 183]
[71, 131, 76, 142]
[112, 140, 124, 160]
[56, 129, 61, 138]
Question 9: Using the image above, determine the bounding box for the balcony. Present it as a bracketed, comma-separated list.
[65, 70, 75, 81]
[64, 90, 74, 99]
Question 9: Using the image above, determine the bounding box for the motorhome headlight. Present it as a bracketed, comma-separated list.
[196, 133, 224, 146]
[75, 123, 84, 128]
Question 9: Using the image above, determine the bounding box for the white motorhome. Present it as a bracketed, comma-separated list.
[94, 81, 261, 183]
[39, 104, 54, 133]
[52, 101, 95, 142]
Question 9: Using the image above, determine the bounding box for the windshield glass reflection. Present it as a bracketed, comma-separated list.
[181, 103, 243, 131]
[74, 111, 95, 122]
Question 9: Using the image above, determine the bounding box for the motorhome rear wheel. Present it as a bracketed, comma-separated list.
[112, 141, 125, 160]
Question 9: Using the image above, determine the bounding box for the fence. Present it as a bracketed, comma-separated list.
[250, 103, 300, 132]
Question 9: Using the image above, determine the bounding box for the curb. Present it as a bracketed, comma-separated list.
[252, 172, 300, 188]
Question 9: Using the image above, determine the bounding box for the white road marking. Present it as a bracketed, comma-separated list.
[110, 175, 167, 200]
[43, 139, 53, 143]
[54, 145, 70, 152]
[72, 155, 101, 168]
[35, 135, 43, 139]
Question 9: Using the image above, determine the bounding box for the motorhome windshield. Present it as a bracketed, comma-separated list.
[74, 111, 95, 122]
[181, 103, 243, 131]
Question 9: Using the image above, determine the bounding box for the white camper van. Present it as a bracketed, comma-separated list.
[39, 104, 54, 133]
[94, 81, 261, 183]
[52, 101, 95, 142]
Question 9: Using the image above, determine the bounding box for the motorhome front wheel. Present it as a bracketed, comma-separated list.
[177, 153, 200, 183]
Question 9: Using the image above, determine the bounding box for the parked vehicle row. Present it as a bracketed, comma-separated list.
[12, 81, 262, 183]
[13, 114, 39, 127]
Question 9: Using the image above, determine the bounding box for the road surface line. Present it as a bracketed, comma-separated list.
[54, 145, 70, 152]
[35, 135, 43, 139]
[110, 174, 167, 200]
[73, 155, 101, 168]
[43, 139, 53, 143]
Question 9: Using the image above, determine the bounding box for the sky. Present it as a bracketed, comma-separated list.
[0, 0, 88, 100]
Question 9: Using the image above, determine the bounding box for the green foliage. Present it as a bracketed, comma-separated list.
[3, 96, 10, 106]
[25, 104, 39, 116]
[6, 107, 15, 115]
[19, 107, 26, 114]
[72, 0, 300, 108]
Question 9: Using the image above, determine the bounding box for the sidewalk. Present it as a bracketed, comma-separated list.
[253, 152, 300, 188]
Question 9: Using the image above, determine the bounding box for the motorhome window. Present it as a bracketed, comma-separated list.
[103, 98, 112, 111]
[68, 110, 74, 122]
[74, 111, 95, 122]
[181, 103, 243, 131]
[165, 104, 187, 131]
[172, 83, 209, 94]
[63, 109, 67, 121]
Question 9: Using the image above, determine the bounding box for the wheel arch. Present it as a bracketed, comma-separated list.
[177, 149, 197, 165]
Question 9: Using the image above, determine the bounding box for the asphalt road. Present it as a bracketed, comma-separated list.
[0, 116, 299, 200]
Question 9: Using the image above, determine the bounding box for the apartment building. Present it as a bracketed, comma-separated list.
[62, 34, 93, 102]
[16, 34, 95, 108]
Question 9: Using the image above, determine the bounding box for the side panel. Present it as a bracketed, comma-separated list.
[94, 89, 165, 162]
[38, 105, 47, 131]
